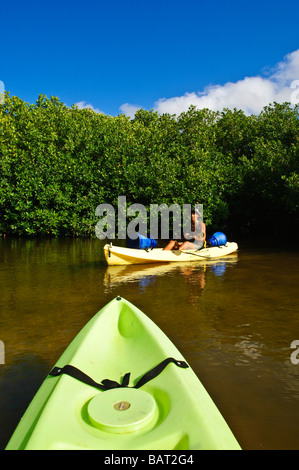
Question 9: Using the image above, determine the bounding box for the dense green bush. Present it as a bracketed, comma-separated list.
[0, 93, 298, 240]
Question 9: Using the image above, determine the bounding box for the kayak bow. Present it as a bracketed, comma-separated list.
[6, 297, 241, 450]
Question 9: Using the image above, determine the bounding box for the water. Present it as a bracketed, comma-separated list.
[0, 238, 299, 450]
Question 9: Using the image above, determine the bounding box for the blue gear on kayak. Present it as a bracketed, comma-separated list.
[49, 357, 189, 391]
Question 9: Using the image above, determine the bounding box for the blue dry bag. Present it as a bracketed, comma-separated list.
[207, 232, 227, 247]
[127, 234, 157, 250]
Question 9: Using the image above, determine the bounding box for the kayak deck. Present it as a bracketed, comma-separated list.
[104, 242, 238, 266]
[6, 297, 241, 450]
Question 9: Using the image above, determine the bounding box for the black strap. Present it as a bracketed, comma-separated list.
[49, 357, 189, 391]
[49, 365, 130, 391]
[134, 358, 188, 388]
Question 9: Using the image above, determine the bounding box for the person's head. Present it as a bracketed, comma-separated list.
[190, 209, 202, 230]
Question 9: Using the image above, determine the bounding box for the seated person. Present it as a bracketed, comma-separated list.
[163, 209, 206, 251]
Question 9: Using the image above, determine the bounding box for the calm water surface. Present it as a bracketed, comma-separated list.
[0, 238, 299, 450]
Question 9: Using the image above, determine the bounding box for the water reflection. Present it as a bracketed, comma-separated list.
[103, 256, 238, 295]
[103, 263, 180, 289]
[234, 337, 265, 362]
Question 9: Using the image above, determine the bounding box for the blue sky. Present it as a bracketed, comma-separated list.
[1, 0, 299, 116]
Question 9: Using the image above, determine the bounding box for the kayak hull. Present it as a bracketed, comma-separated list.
[104, 242, 238, 266]
[6, 297, 241, 450]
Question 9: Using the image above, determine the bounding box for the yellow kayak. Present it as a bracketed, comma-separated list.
[104, 242, 238, 266]
[6, 297, 241, 450]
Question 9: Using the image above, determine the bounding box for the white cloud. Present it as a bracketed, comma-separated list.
[156, 50, 299, 116]
[119, 102, 141, 119]
[155, 77, 280, 116]
[121, 49, 299, 116]
[271, 49, 299, 85]
[75, 100, 104, 114]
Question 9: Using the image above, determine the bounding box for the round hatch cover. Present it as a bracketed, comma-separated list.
[87, 388, 157, 433]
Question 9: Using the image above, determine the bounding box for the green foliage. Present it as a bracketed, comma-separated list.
[0, 93, 298, 239]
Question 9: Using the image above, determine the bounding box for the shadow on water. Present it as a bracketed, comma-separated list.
[1, 238, 299, 449]
[0, 355, 49, 449]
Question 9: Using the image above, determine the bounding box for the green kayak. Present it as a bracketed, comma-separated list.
[6, 297, 241, 450]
